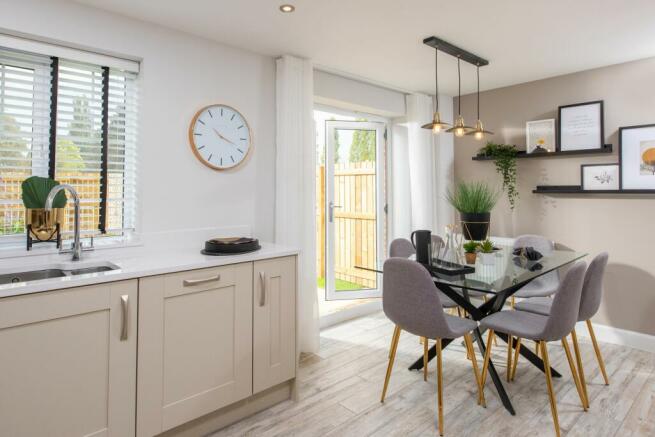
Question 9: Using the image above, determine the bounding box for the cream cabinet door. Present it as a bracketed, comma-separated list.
[137, 263, 253, 437]
[253, 256, 297, 394]
[0, 280, 138, 437]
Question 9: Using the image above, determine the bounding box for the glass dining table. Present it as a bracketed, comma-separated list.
[356, 246, 586, 415]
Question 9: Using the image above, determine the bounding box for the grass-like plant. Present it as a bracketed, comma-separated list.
[462, 241, 480, 253]
[21, 176, 67, 209]
[446, 181, 499, 214]
[479, 239, 495, 254]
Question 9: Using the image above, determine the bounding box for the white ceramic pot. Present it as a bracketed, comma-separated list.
[479, 252, 495, 265]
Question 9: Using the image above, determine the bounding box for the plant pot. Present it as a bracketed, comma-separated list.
[479, 252, 495, 265]
[464, 252, 477, 265]
[25, 208, 63, 241]
[460, 212, 490, 241]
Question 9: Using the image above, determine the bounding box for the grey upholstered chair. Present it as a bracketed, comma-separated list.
[381, 258, 484, 436]
[479, 262, 588, 437]
[512, 235, 560, 301]
[514, 252, 610, 407]
[389, 238, 457, 310]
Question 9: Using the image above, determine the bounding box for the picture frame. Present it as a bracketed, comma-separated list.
[619, 124, 655, 189]
[526, 119, 555, 153]
[581, 164, 619, 191]
[558, 100, 604, 151]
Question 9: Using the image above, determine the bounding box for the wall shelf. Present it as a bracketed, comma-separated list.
[533, 185, 655, 195]
[472, 144, 613, 161]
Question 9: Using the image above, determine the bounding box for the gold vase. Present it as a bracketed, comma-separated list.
[26, 208, 63, 241]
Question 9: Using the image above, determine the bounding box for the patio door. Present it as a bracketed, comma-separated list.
[324, 120, 386, 300]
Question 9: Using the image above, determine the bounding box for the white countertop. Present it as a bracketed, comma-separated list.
[0, 242, 298, 299]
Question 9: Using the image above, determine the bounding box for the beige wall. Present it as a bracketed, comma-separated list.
[454, 57, 655, 336]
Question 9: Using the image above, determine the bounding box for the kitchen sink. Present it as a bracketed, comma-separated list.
[0, 262, 120, 285]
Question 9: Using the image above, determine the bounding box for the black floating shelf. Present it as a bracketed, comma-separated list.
[472, 144, 613, 161]
[533, 185, 655, 195]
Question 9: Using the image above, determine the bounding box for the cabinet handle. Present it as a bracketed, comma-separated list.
[183, 274, 221, 286]
[259, 271, 266, 306]
[120, 294, 129, 341]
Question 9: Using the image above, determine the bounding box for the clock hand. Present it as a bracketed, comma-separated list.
[212, 128, 237, 146]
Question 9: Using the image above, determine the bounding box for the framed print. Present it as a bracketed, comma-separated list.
[558, 100, 604, 151]
[619, 124, 655, 189]
[526, 119, 555, 153]
[581, 164, 619, 191]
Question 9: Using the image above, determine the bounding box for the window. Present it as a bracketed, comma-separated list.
[0, 46, 138, 243]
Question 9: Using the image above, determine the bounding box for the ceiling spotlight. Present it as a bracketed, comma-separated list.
[279, 4, 295, 13]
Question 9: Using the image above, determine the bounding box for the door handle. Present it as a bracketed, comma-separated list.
[183, 274, 221, 286]
[328, 202, 342, 222]
[120, 294, 129, 341]
[259, 271, 266, 306]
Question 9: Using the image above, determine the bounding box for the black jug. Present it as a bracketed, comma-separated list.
[410, 230, 432, 265]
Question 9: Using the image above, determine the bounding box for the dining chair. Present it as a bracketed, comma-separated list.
[514, 252, 610, 407]
[380, 258, 485, 436]
[479, 262, 588, 437]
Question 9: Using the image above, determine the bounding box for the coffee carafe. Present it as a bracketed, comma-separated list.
[410, 229, 432, 265]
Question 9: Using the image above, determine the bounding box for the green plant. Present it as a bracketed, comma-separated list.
[446, 181, 499, 214]
[478, 142, 519, 209]
[463, 241, 479, 253]
[21, 176, 67, 209]
[479, 239, 494, 254]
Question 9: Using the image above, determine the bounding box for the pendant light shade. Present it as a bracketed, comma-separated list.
[466, 64, 494, 139]
[446, 57, 473, 136]
[421, 48, 450, 133]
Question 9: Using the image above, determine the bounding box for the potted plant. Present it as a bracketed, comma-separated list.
[21, 176, 67, 241]
[478, 239, 496, 265]
[477, 142, 519, 209]
[446, 181, 499, 241]
[463, 241, 479, 265]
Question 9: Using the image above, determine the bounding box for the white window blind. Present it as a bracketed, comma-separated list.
[0, 45, 138, 244]
[0, 48, 52, 236]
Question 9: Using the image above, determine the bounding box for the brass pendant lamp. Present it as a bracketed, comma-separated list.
[446, 57, 473, 137]
[466, 64, 494, 140]
[421, 47, 450, 133]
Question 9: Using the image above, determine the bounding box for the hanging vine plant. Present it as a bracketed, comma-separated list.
[477, 142, 519, 209]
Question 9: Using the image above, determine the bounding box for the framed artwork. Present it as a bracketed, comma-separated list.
[581, 164, 619, 190]
[619, 124, 655, 189]
[526, 119, 555, 153]
[558, 100, 604, 151]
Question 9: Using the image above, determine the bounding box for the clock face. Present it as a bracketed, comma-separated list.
[188, 104, 252, 170]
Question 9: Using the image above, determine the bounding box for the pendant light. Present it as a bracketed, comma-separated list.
[466, 63, 494, 140]
[446, 57, 473, 137]
[421, 48, 450, 133]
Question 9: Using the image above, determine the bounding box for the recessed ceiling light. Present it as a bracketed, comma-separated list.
[279, 4, 295, 13]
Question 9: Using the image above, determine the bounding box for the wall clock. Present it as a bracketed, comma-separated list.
[188, 104, 252, 170]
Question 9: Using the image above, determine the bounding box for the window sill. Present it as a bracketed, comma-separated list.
[0, 234, 143, 260]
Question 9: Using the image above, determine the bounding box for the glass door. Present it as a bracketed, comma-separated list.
[324, 120, 386, 300]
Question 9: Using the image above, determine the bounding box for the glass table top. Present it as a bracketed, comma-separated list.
[357, 246, 587, 294]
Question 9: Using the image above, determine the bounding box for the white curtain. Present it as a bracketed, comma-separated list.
[275, 55, 320, 354]
[401, 93, 455, 236]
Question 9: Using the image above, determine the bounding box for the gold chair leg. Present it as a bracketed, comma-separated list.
[464, 334, 486, 407]
[586, 320, 610, 385]
[381, 325, 401, 403]
[436, 338, 444, 436]
[506, 335, 513, 382]
[571, 329, 590, 408]
[510, 296, 515, 309]
[423, 337, 429, 382]
[480, 330, 495, 405]
[457, 307, 463, 318]
[510, 338, 521, 381]
[540, 341, 561, 437]
[562, 336, 588, 410]
[535, 340, 540, 357]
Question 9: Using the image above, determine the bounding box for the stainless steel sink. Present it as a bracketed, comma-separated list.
[0, 262, 120, 285]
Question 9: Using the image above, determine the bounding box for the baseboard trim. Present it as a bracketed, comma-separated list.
[575, 321, 655, 353]
[320, 300, 382, 329]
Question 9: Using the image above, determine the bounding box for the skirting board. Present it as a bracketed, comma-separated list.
[575, 321, 655, 354]
[320, 300, 382, 329]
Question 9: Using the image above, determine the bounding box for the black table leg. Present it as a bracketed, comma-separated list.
[473, 327, 516, 415]
[495, 332, 562, 378]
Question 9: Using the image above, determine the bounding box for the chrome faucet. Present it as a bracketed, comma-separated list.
[45, 184, 82, 261]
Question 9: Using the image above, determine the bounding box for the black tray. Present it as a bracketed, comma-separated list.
[202, 238, 261, 255]
[426, 258, 475, 276]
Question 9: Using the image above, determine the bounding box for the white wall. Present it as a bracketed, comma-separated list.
[0, 0, 276, 241]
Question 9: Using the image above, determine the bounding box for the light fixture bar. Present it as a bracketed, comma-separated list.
[423, 36, 489, 67]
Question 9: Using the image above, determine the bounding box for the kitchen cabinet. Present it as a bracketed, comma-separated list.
[0, 280, 137, 437]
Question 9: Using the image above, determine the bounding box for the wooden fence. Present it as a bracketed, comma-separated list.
[316, 161, 378, 289]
